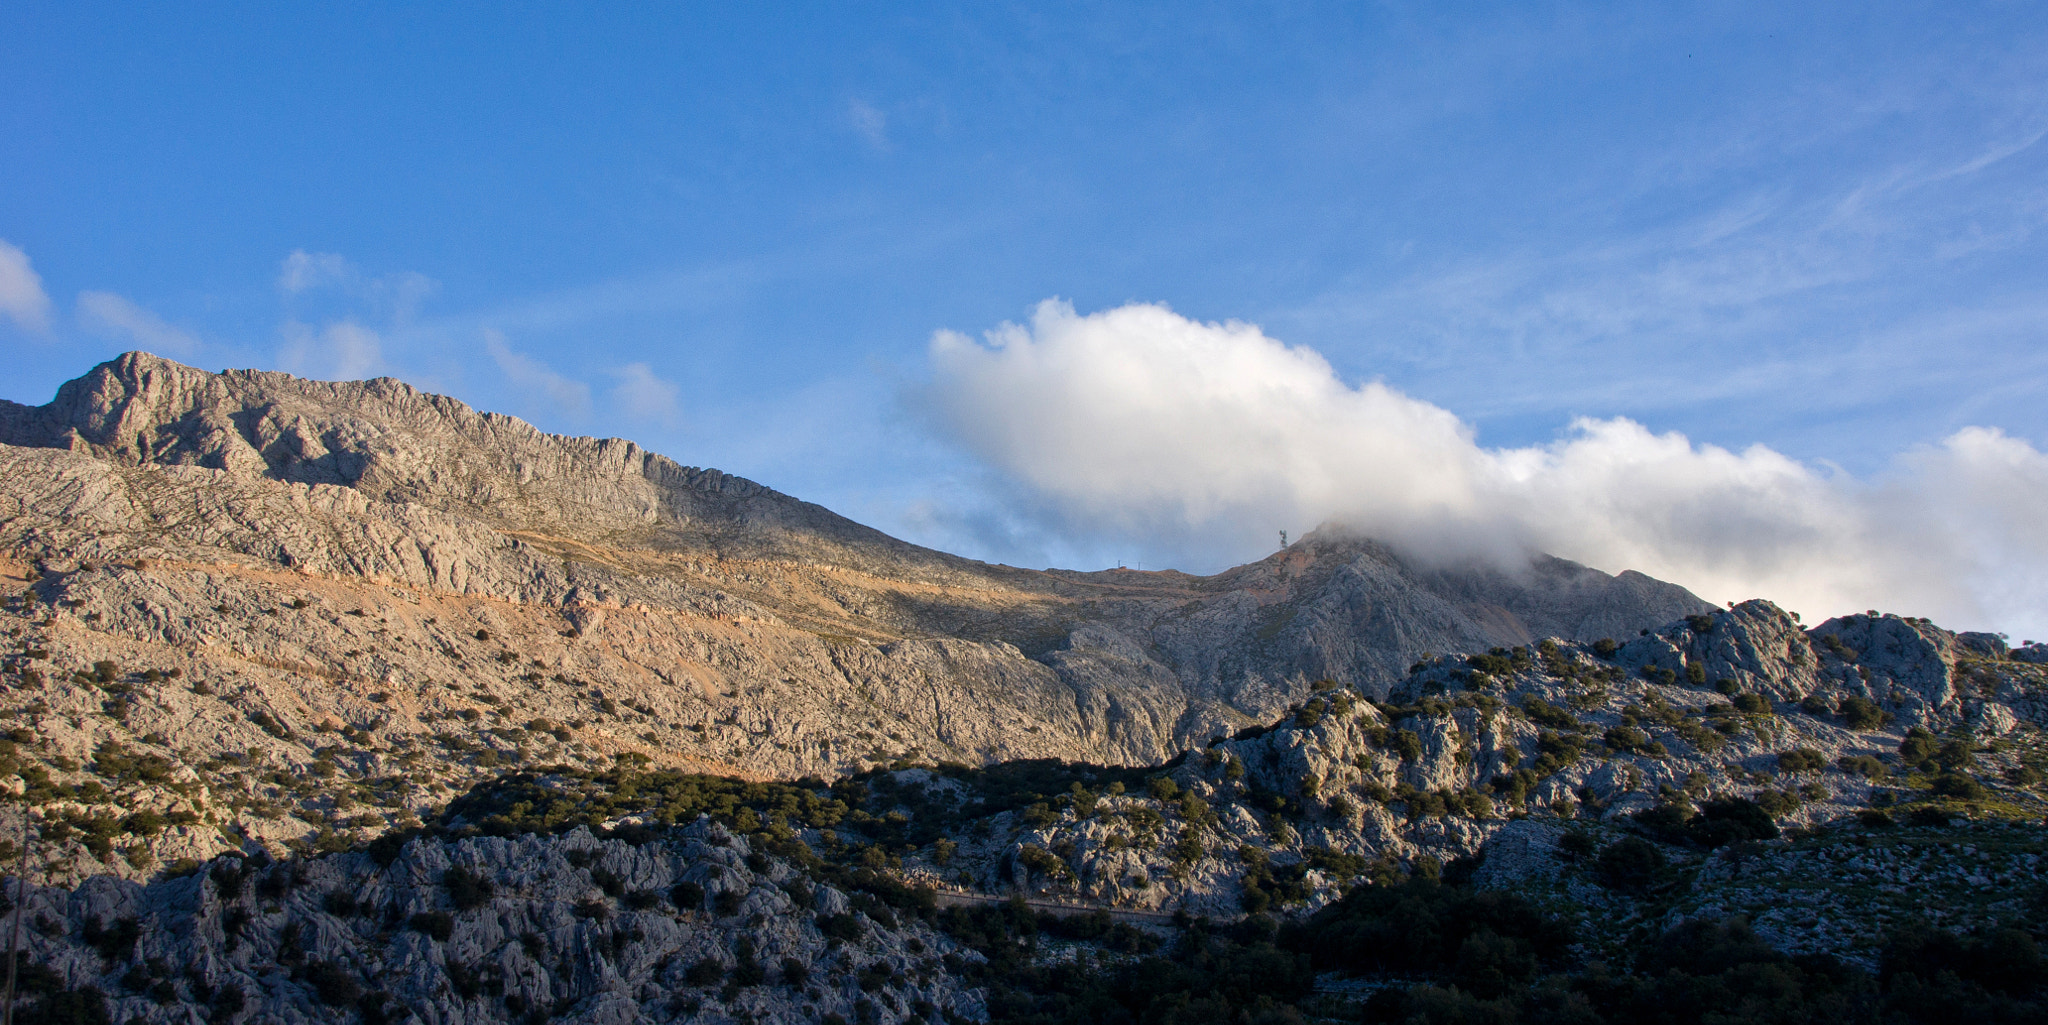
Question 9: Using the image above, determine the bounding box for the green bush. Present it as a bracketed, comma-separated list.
[443, 866, 494, 910]
[684, 958, 724, 986]
[1931, 773, 1986, 800]
[1777, 748, 1827, 773]
[1392, 729, 1424, 762]
[1900, 728, 1941, 769]
[1840, 695, 1889, 730]
[301, 960, 361, 1007]
[407, 912, 453, 941]
[1596, 837, 1667, 892]
[1520, 697, 1579, 730]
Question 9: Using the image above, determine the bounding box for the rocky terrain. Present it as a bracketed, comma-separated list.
[3, 352, 2047, 1022]
[10, 818, 980, 1025]
[825, 599, 2048, 938]
[0, 352, 1702, 878]
[11, 597, 2039, 1022]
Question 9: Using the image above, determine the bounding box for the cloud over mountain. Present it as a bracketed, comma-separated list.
[926, 300, 2048, 635]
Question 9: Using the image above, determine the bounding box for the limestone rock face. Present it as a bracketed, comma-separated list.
[1807, 613, 1958, 719]
[8, 819, 977, 1025]
[0, 353, 1710, 779]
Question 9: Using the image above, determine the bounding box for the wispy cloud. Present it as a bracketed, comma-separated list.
[77, 291, 202, 356]
[484, 329, 591, 418]
[277, 320, 386, 381]
[277, 250, 352, 294]
[277, 250, 439, 322]
[0, 240, 53, 333]
[608, 362, 683, 425]
[847, 98, 889, 150]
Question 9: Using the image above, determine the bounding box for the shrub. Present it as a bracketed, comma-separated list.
[1906, 805, 1953, 827]
[407, 912, 453, 942]
[1591, 638, 1619, 658]
[1838, 755, 1887, 779]
[1899, 727, 1940, 768]
[780, 957, 809, 986]
[713, 889, 744, 916]
[1931, 773, 1986, 800]
[667, 877, 708, 910]
[1520, 697, 1578, 730]
[302, 960, 361, 1006]
[1731, 693, 1771, 714]
[1392, 729, 1424, 762]
[685, 958, 724, 986]
[1604, 725, 1655, 755]
[816, 912, 862, 941]
[1777, 748, 1827, 773]
[1754, 790, 1803, 817]
[1596, 837, 1667, 892]
[1632, 797, 1777, 848]
[443, 866, 494, 910]
[1467, 653, 1513, 677]
[1935, 738, 1978, 772]
[1689, 798, 1780, 846]
[323, 890, 358, 917]
[1840, 695, 1888, 730]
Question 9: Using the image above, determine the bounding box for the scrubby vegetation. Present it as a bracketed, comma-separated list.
[948, 864, 2048, 1024]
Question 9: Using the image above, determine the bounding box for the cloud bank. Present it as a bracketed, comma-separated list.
[927, 300, 2048, 635]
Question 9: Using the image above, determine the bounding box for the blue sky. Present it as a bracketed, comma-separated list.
[5, 4, 2048, 630]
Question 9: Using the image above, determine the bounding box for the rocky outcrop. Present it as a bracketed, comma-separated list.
[906, 601, 2048, 919]
[6, 818, 978, 1025]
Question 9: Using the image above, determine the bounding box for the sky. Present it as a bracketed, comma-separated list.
[3, 4, 2048, 635]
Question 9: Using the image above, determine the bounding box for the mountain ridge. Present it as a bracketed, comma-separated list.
[0, 352, 1710, 805]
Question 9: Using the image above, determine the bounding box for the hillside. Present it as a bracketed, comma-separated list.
[7, 601, 2048, 1023]
[0, 352, 1703, 878]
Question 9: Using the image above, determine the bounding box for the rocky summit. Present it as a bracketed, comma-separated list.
[1, 353, 2045, 1024]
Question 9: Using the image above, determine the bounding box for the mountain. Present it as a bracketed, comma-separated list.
[0, 352, 1700, 875]
[4, 354, 2047, 1024]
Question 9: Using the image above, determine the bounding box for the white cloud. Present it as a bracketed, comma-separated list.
[277, 320, 386, 381]
[848, 98, 889, 150]
[277, 250, 438, 321]
[77, 291, 202, 356]
[0, 239, 53, 332]
[926, 299, 2048, 635]
[484, 329, 590, 417]
[278, 250, 352, 294]
[608, 362, 682, 424]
